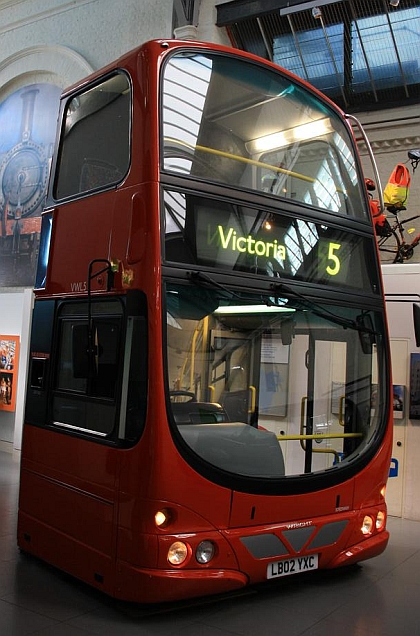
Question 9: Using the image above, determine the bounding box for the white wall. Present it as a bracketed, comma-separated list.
[382, 263, 420, 520]
[0, 0, 174, 82]
[196, 0, 231, 45]
[357, 104, 420, 264]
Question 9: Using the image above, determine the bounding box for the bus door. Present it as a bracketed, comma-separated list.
[211, 332, 260, 426]
[301, 329, 368, 474]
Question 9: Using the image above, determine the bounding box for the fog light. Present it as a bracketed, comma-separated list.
[376, 510, 386, 530]
[168, 541, 189, 565]
[155, 508, 172, 528]
[361, 515, 374, 535]
[196, 540, 215, 564]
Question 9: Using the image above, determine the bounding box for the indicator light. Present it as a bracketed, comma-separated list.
[155, 508, 172, 528]
[376, 510, 386, 530]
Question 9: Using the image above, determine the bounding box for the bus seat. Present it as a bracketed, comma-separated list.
[171, 401, 229, 425]
[220, 367, 249, 422]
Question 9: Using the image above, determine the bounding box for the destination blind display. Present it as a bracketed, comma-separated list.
[163, 191, 379, 294]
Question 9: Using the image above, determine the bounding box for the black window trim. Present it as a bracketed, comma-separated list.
[51, 68, 133, 205]
[49, 296, 126, 444]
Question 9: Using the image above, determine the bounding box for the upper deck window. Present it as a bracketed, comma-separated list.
[54, 72, 131, 200]
[161, 51, 367, 220]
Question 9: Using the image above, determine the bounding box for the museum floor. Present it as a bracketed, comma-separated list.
[1, 450, 420, 636]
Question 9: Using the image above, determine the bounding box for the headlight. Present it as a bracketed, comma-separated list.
[167, 541, 189, 565]
[376, 510, 386, 530]
[361, 515, 374, 535]
[196, 540, 215, 564]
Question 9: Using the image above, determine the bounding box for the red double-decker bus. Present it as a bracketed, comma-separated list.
[18, 39, 392, 603]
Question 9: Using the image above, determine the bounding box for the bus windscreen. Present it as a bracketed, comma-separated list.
[162, 51, 366, 220]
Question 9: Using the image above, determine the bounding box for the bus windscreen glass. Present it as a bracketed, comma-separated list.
[165, 282, 387, 482]
[162, 51, 367, 220]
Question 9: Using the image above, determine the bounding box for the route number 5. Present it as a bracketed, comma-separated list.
[326, 242, 341, 276]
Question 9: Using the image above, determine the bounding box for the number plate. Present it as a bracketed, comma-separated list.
[267, 554, 319, 579]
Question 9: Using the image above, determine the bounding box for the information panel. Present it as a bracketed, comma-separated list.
[164, 191, 379, 294]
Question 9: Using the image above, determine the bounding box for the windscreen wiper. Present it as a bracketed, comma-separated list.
[187, 271, 379, 342]
[270, 281, 380, 339]
[187, 270, 283, 307]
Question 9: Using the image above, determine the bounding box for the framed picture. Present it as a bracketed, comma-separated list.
[392, 384, 405, 419]
[0, 335, 19, 412]
[410, 353, 420, 420]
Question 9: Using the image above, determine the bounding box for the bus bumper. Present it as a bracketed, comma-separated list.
[327, 530, 389, 569]
[115, 561, 248, 603]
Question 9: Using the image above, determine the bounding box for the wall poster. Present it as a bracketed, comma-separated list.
[0, 335, 19, 411]
[0, 83, 61, 287]
[393, 384, 405, 420]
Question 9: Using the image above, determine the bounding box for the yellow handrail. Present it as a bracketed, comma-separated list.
[277, 432, 363, 441]
[300, 396, 307, 451]
[311, 447, 341, 461]
[165, 136, 317, 185]
[298, 393, 360, 461]
[248, 385, 256, 414]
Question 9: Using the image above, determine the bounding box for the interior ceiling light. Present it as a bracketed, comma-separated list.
[247, 118, 333, 154]
[214, 305, 294, 315]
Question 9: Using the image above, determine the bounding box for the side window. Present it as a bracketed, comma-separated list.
[56, 318, 121, 399]
[52, 301, 123, 436]
[51, 298, 147, 442]
[54, 72, 131, 200]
